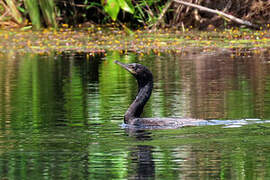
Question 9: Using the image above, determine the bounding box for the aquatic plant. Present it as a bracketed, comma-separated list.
[0, 26, 269, 55]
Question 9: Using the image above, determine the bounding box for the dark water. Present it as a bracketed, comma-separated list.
[1, 49, 270, 179]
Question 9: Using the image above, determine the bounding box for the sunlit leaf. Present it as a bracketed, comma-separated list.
[118, 0, 134, 14]
[104, 0, 120, 21]
[20, 26, 32, 31]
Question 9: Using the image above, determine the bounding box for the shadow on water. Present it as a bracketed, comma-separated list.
[0, 49, 270, 179]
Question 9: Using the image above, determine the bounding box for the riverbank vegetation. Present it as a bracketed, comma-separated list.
[0, 0, 269, 56]
[0, 0, 269, 30]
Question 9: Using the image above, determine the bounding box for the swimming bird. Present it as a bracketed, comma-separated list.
[115, 61, 207, 129]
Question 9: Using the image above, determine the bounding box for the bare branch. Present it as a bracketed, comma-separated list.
[152, 0, 173, 30]
[173, 0, 259, 29]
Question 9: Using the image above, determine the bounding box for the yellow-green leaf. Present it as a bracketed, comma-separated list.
[104, 0, 120, 21]
[118, 0, 134, 14]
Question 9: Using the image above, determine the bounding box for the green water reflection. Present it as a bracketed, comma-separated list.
[0, 50, 270, 179]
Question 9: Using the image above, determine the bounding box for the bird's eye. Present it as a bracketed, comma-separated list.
[129, 65, 137, 70]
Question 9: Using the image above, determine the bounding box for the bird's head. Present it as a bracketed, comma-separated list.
[115, 61, 153, 86]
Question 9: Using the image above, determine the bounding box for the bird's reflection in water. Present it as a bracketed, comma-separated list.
[129, 145, 155, 179]
[125, 128, 153, 140]
[125, 129, 155, 179]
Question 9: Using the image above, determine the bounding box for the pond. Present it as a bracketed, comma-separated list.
[1, 49, 270, 179]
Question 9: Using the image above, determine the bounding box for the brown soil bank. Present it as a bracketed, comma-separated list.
[167, 0, 270, 29]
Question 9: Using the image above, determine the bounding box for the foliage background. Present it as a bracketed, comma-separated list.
[0, 0, 269, 29]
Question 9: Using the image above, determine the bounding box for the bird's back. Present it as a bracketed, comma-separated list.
[128, 117, 208, 129]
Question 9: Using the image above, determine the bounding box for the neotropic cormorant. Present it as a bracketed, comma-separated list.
[115, 61, 207, 129]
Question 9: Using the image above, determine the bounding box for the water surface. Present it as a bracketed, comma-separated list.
[0, 49, 270, 179]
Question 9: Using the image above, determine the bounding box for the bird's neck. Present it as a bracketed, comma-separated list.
[124, 80, 153, 124]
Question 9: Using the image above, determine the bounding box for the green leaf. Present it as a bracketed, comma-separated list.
[39, 0, 57, 28]
[20, 26, 32, 31]
[24, 0, 41, 29]
[17, 6, 26, 13]
[104, 0, 120, 21]
[118, 0, 134, 14]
